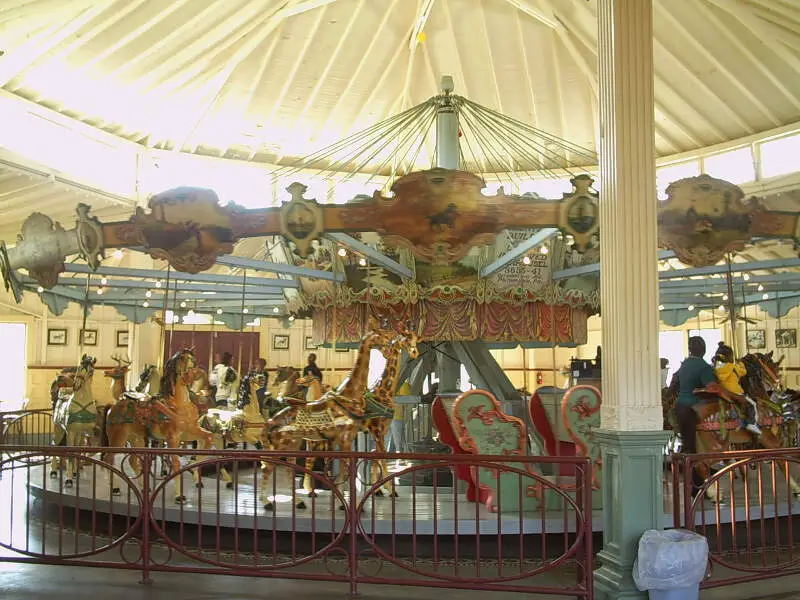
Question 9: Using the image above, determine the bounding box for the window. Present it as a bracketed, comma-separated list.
[659, 331, 684, 386]
[760, 134, 800, 179]
[0, 323, 26, 410]
[703, 147, 755, 184]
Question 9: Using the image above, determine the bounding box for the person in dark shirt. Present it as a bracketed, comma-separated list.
[302, 353, 323, 381]
[252, 358, 268, 411]
[669, 336, 717, 496]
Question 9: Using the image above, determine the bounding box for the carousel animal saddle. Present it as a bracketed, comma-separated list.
[693, 383, 745, 405]
[109, 394, 170, 425]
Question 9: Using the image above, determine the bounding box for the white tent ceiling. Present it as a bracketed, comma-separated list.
[1, 0, 799, 167]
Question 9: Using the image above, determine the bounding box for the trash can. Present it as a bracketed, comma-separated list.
[632, 529, 708, 600]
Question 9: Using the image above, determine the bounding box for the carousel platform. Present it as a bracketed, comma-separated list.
[21, 461, 800, 536]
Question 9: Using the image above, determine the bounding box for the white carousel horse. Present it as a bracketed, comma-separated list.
[50, 355, 98, 485]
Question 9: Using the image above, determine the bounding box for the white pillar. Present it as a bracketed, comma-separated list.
[436, 75, 459, 170]
[598, 0, 661, 432]
[594, 2, 671, 598]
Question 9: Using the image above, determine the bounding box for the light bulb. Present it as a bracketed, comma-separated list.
[722, 294, 728, 301]
[216, 308, 223, 315]
[658, 304, 664, 311]
[757, 284, 764, 292]
[540, 246, 549, 254]
[243, 308, 249, 314]
[358, 258, 367, 266]
[743, 273, 750, 281]
[762, 293, 769, 300]
[36, 286, 44, 293]
[719, 305, 726, 312]
[155, 281, 162, 288]
[337, 248, 347, 257]
[273, 307, 279, 313]
[112, 249, 123, 259]
[522, 256, 531, 265]
[145, 290, 152, 298]
[289, 315, 295, 321]
[100, 277, 108, 285]
[180, 301, 187, 308]
[688, 305, 695, 311]
[96, 288, 103, 295]
[142, 301, 149, 308]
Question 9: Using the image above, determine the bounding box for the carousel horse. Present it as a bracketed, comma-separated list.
[360, 326, 420, 497]
[666, 351, 800, 500]
[195, 371, 268, 488]
[189, 366, 213, 415]
[136, 364, 161, 395]
[258, 319, 396, 510]
[105, 348, 215, 502]
[49, 366, 77, 409]
[49, 355, 98, 484]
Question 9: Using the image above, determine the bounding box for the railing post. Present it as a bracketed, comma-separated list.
[682, 455, 695, 532]
[582, 458, 594, 599]
[348, 453, 359, 598]
[140, 451, 153, 585]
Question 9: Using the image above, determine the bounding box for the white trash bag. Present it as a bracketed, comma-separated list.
[632, 529, 708, 591]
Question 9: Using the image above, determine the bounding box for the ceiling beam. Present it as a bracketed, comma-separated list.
[553, 250, 676, 279]
[215, 255, 343, 281]
[658, 257, 800, 281]
[36, 275, 285, 295]
[62, 263, 300, 288]
[480, 228, 559, 278]
[324, 233, 413, 279]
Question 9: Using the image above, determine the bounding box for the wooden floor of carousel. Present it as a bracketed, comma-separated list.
[15, 454, 800, 542]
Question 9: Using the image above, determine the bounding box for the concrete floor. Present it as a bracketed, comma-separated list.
[0, 562, 797, 600]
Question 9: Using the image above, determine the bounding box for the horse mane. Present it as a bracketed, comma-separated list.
[160, 348, 193, 399]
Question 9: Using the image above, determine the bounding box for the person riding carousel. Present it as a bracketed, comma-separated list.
[711, 342, 762, 435]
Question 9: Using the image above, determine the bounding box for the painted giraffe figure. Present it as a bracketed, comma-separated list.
[361, 327, 420, 497]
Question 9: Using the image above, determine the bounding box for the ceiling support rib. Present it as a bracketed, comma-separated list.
[62, 263, 299, 288]
[324, 233, 413, 279]
[215, 255, 343, 281]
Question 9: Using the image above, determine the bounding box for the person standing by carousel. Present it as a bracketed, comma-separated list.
[303, 352, 323, 381]
[669, 336, 716, 497]
[251, 357, 269, 411]
[210, 351, 239, 409]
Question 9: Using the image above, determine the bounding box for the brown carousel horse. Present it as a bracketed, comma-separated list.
[105, 348, 214, 502]
[667, 351, 800, 499]
[258, 319, 397, 510]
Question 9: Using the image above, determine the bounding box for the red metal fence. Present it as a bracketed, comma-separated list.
[0, 444, 594, 598]
[670, 448, 800, 588]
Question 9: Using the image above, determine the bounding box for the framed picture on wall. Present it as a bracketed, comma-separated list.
[776, 328, 797, 349]
[273, 334, 290, 350]
[305, 336, 317, 350]
[746, 329, 766, 350]
[116, 330, 130, 347]
[80, 329, 98, 346]
[47, 328, 67, 346]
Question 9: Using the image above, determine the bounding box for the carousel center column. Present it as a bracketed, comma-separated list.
[594, 1, 671, 599]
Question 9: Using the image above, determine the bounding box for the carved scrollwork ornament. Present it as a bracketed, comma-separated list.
[75, 203, 105, 269]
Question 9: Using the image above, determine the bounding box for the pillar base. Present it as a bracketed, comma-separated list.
[593, 429, 671, 600]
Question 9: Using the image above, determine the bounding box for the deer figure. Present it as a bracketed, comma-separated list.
[105, 354, 132, 402]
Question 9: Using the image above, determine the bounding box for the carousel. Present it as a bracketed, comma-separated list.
[2, 77, 800, 536]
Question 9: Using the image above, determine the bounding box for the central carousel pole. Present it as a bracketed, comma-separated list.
[434, 75, 463, 396]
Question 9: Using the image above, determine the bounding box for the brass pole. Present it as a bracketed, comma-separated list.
[157, 267, 171, 372]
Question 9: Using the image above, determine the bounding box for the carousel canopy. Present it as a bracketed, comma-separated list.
[0, 0, 799, 329]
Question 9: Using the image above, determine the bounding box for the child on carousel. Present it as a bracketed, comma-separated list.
[711, 342, 761, 435]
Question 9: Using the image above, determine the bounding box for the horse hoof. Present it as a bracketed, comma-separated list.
[49, 471, 57, 478]
[296, 500, 307, 510]
[111, 487, 121, 496]
[175, 496, 187, 504]
[374, 490, 384, 498]
[390, 490, 399, 498]
[263, 502, 274, 511]
[308, 490, 318, 498]
[195, 482, 204, 489]
[226, 482, 234, 489]
[64, 479, 73, 488]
